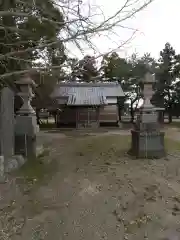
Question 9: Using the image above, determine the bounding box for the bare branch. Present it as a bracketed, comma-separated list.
[0, 0, 155, 80]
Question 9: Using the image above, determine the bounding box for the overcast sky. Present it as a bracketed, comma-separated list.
[68, 0, 180, 60]
[123, 0, 180, 59]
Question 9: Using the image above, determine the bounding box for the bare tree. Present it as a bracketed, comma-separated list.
[0, 0, 154, 80]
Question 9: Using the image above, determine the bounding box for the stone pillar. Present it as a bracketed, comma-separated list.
[0, 87, 15, 161]
[15, 75, 39, 159]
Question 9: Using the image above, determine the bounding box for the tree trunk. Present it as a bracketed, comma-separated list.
[158, 111, 164, 124]
[118, 106, 122, 121]
[52, 111, 57, 124]
[36, 109, 41, 125]
[167, 90, 172, 124]
[168, 108, 172, 123]
[130, 102, 134, 123]
[130, 97, 139, 123]
[117, 97, 123, 122]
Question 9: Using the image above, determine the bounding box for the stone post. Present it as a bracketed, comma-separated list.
[0, 87, 15, 160]
[15, 75, 39, 159]
[0, 156, 5, 183]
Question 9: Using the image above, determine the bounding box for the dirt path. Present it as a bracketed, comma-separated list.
[1, 129, 180, 240]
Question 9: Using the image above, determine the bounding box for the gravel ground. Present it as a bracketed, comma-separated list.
[1, 128, 180, 240]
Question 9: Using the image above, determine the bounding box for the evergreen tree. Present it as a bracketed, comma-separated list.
[101, 52, 132, 81]
[0, 0, 66, 87]
[100, 52, 143, 122]
[155, 42, 176, 123]
[72, 55, 98, 81]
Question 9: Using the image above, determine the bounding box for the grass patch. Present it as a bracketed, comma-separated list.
[166, 121, 180, 129]
[75, 135, 180, 160]
[15, 149, 57, 189]
[37, 148, 50, 158]
[75, 135, 131, 160]
[165, 138, 180, 152]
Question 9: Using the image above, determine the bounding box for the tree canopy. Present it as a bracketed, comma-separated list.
[98, 43, 180, 123]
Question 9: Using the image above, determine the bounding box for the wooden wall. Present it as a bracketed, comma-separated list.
[57, 105, 119, 127]
[99, 105, 119, 123]
[57, 107, 76, 126]
[76, 107, 99, 128]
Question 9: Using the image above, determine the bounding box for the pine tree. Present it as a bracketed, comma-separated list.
[0, 0, 66, 87]
[155, 42, 176, 123]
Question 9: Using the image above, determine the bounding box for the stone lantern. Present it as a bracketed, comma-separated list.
[15, 74, 39, 159]
[129, 72, 166, 158]
[15, 74, 37, 115]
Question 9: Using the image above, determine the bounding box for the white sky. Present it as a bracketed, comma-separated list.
[123, 0, 180, 59]
[67, 0, 180, 60]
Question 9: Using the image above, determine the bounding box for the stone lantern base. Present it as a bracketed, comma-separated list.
[15, 115, 40, 159]
[129, 129, 166, 158]
[128, 72, 166, 159]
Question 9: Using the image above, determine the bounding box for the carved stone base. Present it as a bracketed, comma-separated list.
[129, 130, 166, 158]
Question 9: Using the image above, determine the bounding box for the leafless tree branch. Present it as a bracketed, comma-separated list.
[0, 0, 155, 79]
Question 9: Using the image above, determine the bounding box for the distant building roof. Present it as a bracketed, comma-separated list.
[51, 82, 124, 106]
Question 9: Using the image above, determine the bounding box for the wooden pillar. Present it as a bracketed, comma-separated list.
[116, 104, 122, 127]
[87, 107, 89, 127]
[56, 108, 62, 127]
[75, 107, 78, 128]
[97, 106, 100, 127]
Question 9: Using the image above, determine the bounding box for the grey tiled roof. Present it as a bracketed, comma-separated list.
[51, 82, 124, 106]
[67, 94, 107, 105]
